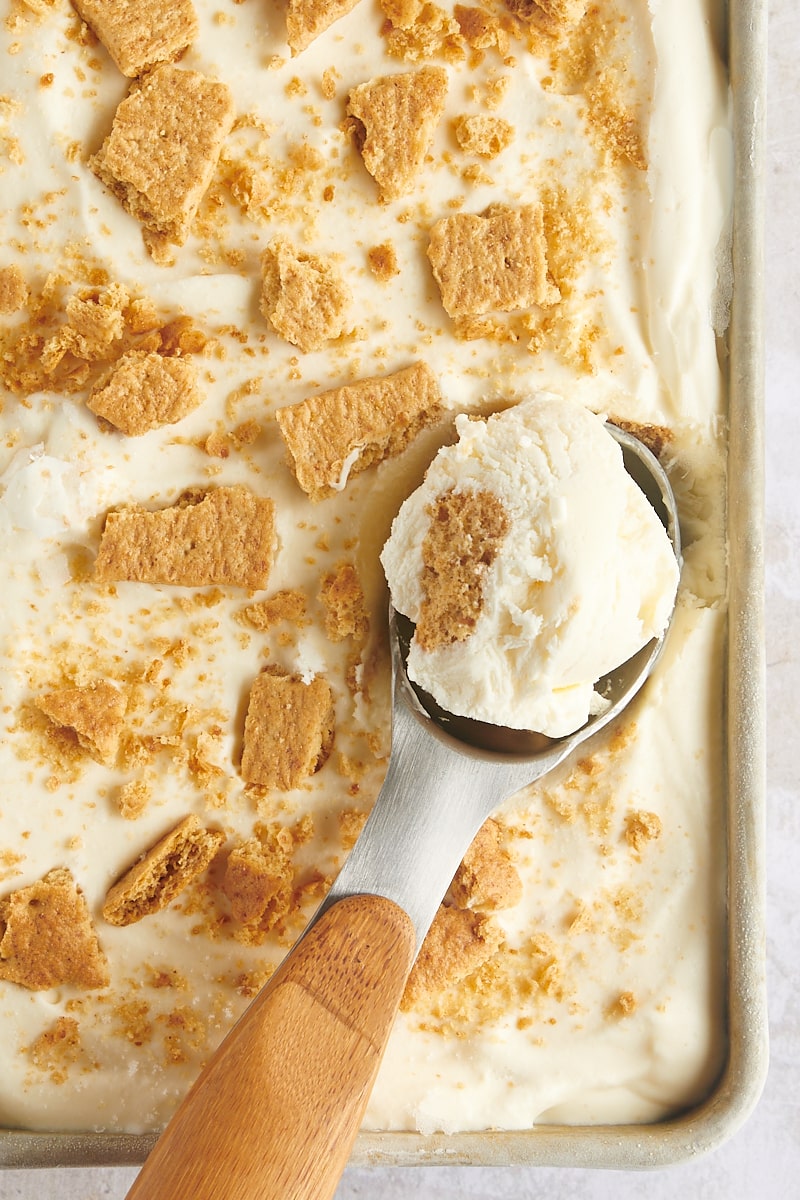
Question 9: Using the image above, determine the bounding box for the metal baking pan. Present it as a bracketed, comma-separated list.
[0, 0, 768, 1172]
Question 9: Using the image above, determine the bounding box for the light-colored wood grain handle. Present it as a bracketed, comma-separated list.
[126, 893, 415, 1200]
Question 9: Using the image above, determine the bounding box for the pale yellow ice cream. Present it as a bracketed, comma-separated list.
[381, 396, 680, 736]
[0, 0, 730, 1140]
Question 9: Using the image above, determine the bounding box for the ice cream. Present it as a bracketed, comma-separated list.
[0, 0, 731, 1145]
[381, 396, 680, 737]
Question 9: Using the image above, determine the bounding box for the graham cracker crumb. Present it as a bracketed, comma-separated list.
[87, 349, 203, 436]
[102, 814, 225, 926]
[428, 203, 559, 318]
[116, 779, 151, 820]
[157, 315, 208, 356]
[320, 66, 340, 99]
[276, 361, 443, 501]
[34, 680, 126, 766]
[25, 1016, 86, 1083]
[380, 0, 464, 64]
[242, 589, 308, 632]
[624, 809, 662, 853]
[450, 818, 522, 911]
[0, 850, 24, 884]
[241, 666, 335, 790]
[319, 562, 369, 643]
[608, 989, 638, 1018]
[260, 237, 350, 353]
[41, 283, 130, 373]
[346, 66, 448, 202]
[90, 65, 235, 254]
[584, 68, 646, 170]
[71, 0, 199, 77]
[366, 241, 400, 281]
[453, 113, 514, 158]
[285, 0, 360, 54]
[402, 904, 503, 1010]
[416, 487, 509, 651]
[0, 868, 109, 991]
[0, 263, 28, 314]
[338, 807, 368, 850]
[94, 485, 276, 590]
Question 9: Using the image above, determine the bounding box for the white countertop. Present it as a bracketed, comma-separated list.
[3, 3, 798, 1197]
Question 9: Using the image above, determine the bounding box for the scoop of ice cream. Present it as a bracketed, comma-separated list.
[380, 395, 680, 737]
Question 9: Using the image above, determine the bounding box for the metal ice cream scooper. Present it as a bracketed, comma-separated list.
[125, 423, 681, 1200]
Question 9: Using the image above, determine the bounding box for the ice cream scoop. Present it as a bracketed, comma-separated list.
[124, 421, 681, 1200]
[381, 396, 681, 737]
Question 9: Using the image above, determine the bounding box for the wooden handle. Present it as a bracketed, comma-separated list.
[126, 894, 415, 1200]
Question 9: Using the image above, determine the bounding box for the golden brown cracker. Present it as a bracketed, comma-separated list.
[0, 868, 109, 991]
[94, 485, 276, 590]
[88, 349, 202, 436]
[102, 814, 225, 926]
[286, 0, 361, 54]
[241, 666, 335, 790]
[346, 66, 448, 201]
[34, 680, 126, 766]
[90, 65, 235, 253]
[275, 361, 443, 500]
[450, 818, 522, 911]
[427, 203, 559, 318]
[260, 238, 350, 353]
[402, 905, 503, 1009]
[71, 0, 198, 77]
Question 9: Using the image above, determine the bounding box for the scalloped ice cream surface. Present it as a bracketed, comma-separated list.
[0, 0, 731, 1140]
[381, 396, 680, 737]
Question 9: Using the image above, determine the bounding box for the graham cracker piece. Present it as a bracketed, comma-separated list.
[401, 904, 502, 1010]
[609, 418, 672, 461]
[241, 666, 335, 791]
[260, 238, 350, 353]
[319, 562, 369, 643]
[0, 264, 28, 314]
[416, 487, 509, 651]
[87, 349, 203, 436]
[346, 66, 448, 202]
[0, 868, 109, 991]
[71, 0, 199, 77]
[90, 65, 235, 255]
[221, 834, 294, 925]
[450, 818, 522, 911]
[427, 203, 559, 318]
[453, 113, 514, 158]
[285, 0, 361, 55]
[41, 283, 130, 373]
[102, 814, 225, 927]
[34, 680, 126, 766]
[276, 361, 443, 501]
[94, 485, 276, 589]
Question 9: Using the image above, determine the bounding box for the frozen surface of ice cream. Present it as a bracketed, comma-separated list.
[381, 396, 680, 737]
[0, 0, 731, 1143]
